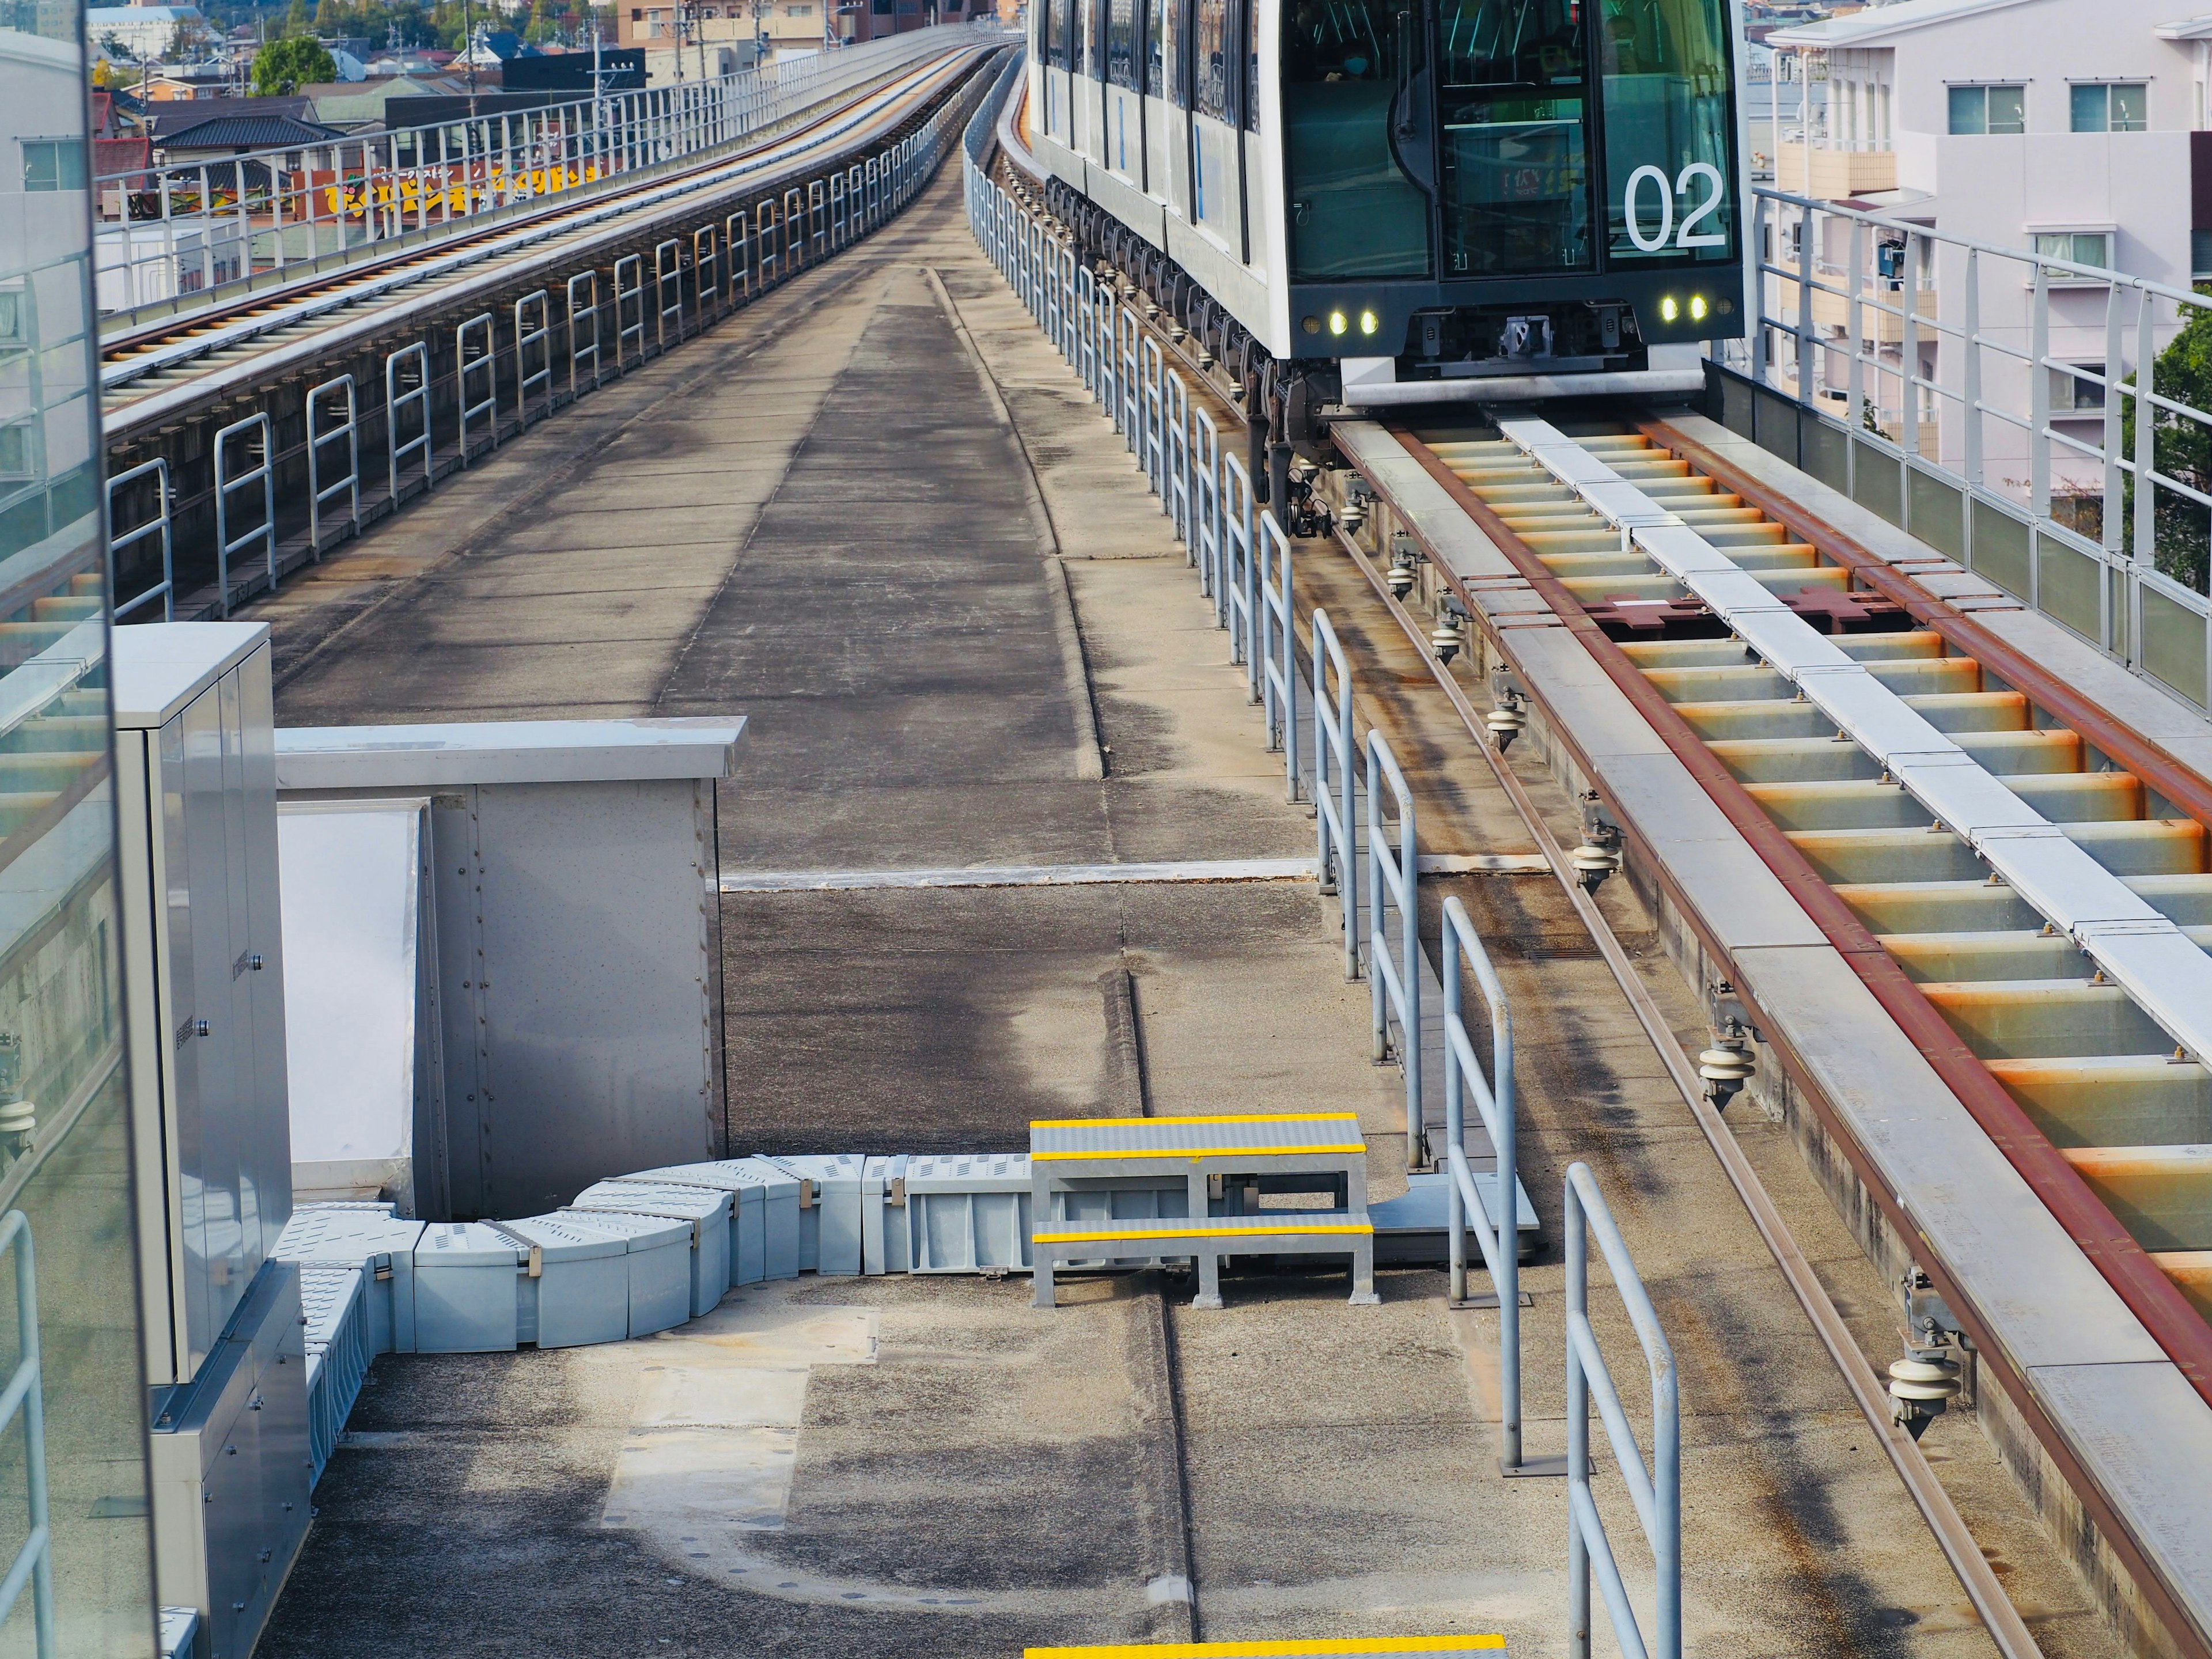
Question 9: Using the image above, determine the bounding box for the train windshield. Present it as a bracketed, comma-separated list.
[1599, 0, 1737, 265]
[1438, 0, 1592, 275]
[1281, 0, 1433, 281]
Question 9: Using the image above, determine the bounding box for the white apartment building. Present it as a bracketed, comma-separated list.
[85, 3, 204, 62]
[1768, 0, 2205, 493]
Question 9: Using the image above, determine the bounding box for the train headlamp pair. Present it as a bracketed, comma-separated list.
[1658, 294, 1711, 325]
[1312, 309, 1381, 338]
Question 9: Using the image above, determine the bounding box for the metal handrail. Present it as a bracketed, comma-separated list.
[107, 457, 174, 622]
[1312, 607, 1358, 983]
[1257, 507, 1298, 801]
[0, 1212, 53, 1657]
[212, 412, 272, 618]
[1193, 407, 1222, 604]
[1142, 334, 1165, 497]
[93, 28, 993, 329]
[1366, 728, 1422, 1172]
[1566, 1161, 1680, 1659]
[306, 374, 359, 551]
[1441, 895, 1521, 1470]
[455, 313, 497, 463]
[1164, 368, 1191, 548]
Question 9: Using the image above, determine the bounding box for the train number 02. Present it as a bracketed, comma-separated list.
[1623, 164, 1729, 253]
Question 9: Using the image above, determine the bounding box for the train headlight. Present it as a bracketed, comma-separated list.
[1302, 316, 1321, 335]
[1660, 295, 1680, 324]
[1328, 310, 1348, 336]
[1689, 294, 1709, 323]
[1358, 309, 1379, 336]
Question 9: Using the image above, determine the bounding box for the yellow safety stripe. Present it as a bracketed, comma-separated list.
[1032, 1143, 1366, 1162]
[1030, 1112, 1361, 1129]
[1023, 1639, 1507, 1657]
[1033, 1223, 1374, 1243]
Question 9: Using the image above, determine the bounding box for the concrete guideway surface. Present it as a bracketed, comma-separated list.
[249, 166, 2112, 1656]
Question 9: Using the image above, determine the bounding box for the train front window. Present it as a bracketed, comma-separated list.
[1437, 0, 1592, 274]
[1281, 0, 1433, 280]
[1597, 0, 1736, 264]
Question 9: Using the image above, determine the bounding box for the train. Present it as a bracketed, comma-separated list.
[1021, 0, 1752, 435]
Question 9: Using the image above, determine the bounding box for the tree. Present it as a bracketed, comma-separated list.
[251, 33, 336, 91]
[2120, 298, 2212, 597]
[282, 0, 310, 35]
[522, 0, 560, 41]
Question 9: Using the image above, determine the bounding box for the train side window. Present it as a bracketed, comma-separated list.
[1437, 0, 1593, 274]
[1597, 0, 1737, 266]
[1109, 0, 1139, 88]
[1148, 0, 1168, 94]
[1281, 0, 1433, 279]
[1194, 0, 1230, 119]
[1243, 0, 1260, 131]
[1051, 0, 1074, 67]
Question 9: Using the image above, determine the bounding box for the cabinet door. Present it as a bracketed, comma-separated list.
[159, 714, 210, 1379]
[235, 654, 290, 1259]
[183, 687, 244, 1353]
[217, 669, 264, 1282]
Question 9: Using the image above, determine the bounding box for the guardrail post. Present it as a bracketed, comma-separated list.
[1257, 509, 1298, 798]
[105, 459, 175, 622]
[1366, 729, 1422, 1171]
[306, 374, 359, 554]
[213, 411, 274, 619]
[1796, 200, 1815, 403]
[1566, 1162, 1680, 1659]
[1962, 248, 1983, 486]
[1900, 234, 1920, 460]
[566, 271, 601, 392]
[386, 341, 432, 503]
[1312, 608, 1358, 980]
[1440, 896, 1543, 1479]
[456, 313, 498, 463]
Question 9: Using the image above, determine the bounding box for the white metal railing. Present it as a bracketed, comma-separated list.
[106, 457, 174, 621]
[1258, 507, 1298, 801]
[1442, 896, 1522, 1471]
[1366, 728, 1422, 1172]
[212, 412, 273, 618]
[1566, 1161, 1680, 1659]
[94, 29, 987, 329]
[306, 374, 358, 550]
[1737, 183, 2212, 713]
[1312, 607, 1358, 983]
[0, 1213, 54, 1657]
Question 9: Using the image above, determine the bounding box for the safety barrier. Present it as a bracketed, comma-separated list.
[1737, 182, 2212, 715]
[1311, 608, 1357, 983]
[106, 459, 174, 623]
[1566, 1161, 1680, 1659]
[94, 28, 1003, 331]
[1366, 729, 1421, 1172]
[1257, 509, 1298, 800]
[0, 1213, 54, 1656]
[106, 44, 1008, 623]
[212, 413, 273, 619]
[1442, 896, 1522, 1471]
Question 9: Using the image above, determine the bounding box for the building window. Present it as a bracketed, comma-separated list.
[1948, 84, 2024, 135]
[20, 138, 86, 191]
[2033, 229, 2113, 272]
[2194, 228, 2212, 279]
[0, 421, 33, 483]
[2050, 363, 2105, 412]
[2070, 82, 2146, 132]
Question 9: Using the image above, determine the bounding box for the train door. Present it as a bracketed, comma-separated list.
[1044, 0, 1074, 146]
[1158, 0, 1195, 214]
[1078, 0, 1108, 165]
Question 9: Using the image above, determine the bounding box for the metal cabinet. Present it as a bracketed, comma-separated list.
[116, 624, 308, 1659]
[118, 625, 293, 1388]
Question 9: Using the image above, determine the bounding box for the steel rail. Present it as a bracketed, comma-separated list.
[100, 46, 993, 426]
[1324, 505, 2048, 1659]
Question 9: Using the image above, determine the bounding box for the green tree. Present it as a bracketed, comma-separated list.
[2120, 298, 2212, 596]
[522, 0, 559, 42]
[281, 0, 309, 33]
[251, 33, 336, 90]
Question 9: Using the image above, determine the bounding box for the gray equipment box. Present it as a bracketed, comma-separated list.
[274, 718, 744, 1219]
[763, 1154, 866, 1274]
[535, 1210, 693, 1335]
[567, 1182, 732, 1316]
[898, 1153, 1035, 1273]
[621, 1160, 800, 1283]
[272, 1205, 427, 1354]
[148, 1263, 311, 1659]
[411, 1222, 527, 1353]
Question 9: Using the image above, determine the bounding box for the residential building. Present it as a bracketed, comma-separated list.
[84, 1, 200, 60]
[1766, 0, 2200, 491]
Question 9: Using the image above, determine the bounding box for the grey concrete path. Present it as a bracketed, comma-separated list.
[248, 160, 2119, 1659]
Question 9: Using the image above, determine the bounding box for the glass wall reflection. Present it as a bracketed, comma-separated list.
[0, 0, 159, 1654]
